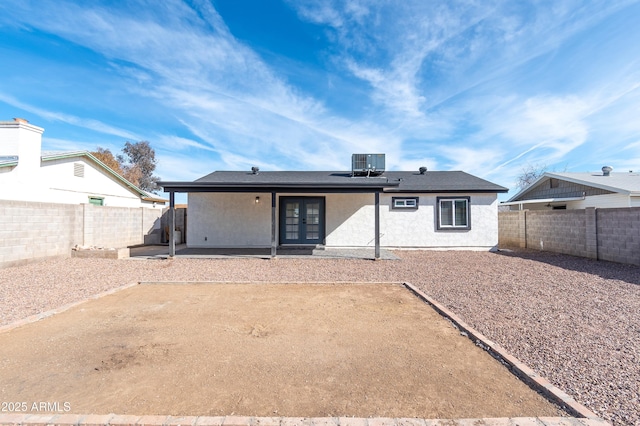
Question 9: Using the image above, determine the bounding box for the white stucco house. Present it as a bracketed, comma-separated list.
[502, 166, 640, 211]
[159, 154, 508, 258]
[0, 118, 166, 208]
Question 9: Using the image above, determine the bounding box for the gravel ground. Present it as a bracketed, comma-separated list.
[1, 249, 638, 425]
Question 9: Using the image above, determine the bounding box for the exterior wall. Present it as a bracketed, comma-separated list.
[1, 121, 163, 209]
[188, 192, 499, 250]
[0, 121, 45, 198]
[570, 193, 631, 209]
[0, 200, 162, 268]
[326, 193, 498, 249]
[39, 158, 150, 207]
[0, 121, 43, 174]
[1, 157, 161, 208]
[188, 193, 271, 247]
[517, 178, 613, 200]
[498, 207, 640, 266]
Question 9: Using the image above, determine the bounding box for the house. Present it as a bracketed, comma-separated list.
[502, 166, 640, 211]
[0, 118, 166, 208]
[159, 154, 508, 257]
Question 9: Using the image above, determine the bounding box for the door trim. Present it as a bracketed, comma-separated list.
[279, 196, 326, 246]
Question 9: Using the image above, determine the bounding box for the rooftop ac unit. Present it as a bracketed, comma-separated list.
[352, 153, 385, 176]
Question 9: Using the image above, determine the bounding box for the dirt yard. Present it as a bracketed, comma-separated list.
[0, 282, 563, 419]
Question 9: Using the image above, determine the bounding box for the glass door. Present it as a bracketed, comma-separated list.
[280, 197, 325, 244]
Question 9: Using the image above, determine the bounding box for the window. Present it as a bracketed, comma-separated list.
[392, 197, 419, 209]
[88, 197, 104, 206]
[437, 197, 470, 230]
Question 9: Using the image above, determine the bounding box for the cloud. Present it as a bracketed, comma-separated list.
[0, 92, 141, 140]
[2, 0, 640, 193]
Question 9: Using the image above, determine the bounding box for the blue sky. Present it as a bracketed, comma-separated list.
[1, 0, 640, 201]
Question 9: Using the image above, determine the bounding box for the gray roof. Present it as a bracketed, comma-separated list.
[507, 171, 640, 202]
[160, 170, 508, 193]
[548, 172, 640, 194]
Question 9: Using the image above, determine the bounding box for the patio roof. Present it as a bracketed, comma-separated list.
[158, 170, 507, 194]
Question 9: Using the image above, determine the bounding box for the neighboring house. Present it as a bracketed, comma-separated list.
[0, 118, 166, 208]
[159, 154, 508, 257]
[502, 166, 640, 211]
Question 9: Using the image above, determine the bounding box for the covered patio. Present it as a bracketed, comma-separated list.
[158, 174, 400, 259]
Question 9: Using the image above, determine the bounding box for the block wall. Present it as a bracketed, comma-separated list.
[596, 208, 640, 266]
[498, 207, 640, 266]
[498, 211, 526, 248]
[525, 210, 588, 257]
[0, 200, 162, 268]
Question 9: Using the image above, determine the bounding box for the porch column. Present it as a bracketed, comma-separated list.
[375, 191, 380, 259]
[169, 191, 176, 257]
[271, 191, 277, 258]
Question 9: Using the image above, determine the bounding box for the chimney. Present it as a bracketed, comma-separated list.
[602, 166, 613, 176]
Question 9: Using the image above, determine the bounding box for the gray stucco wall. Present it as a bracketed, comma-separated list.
[0, 200, 162, 268]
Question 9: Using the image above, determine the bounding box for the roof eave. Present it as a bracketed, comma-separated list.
[500, 195, 586, 206]
[385, 188, 508, 193]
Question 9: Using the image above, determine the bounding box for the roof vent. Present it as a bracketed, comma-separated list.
[251, 166, 259, 175]
[419, 166, 428, 175]
[602, 166, 613, 176]
[352, 154, 385, 177]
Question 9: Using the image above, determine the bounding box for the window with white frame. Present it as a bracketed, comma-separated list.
[437, 197, 470, 230]
[392, 197, 419, 209]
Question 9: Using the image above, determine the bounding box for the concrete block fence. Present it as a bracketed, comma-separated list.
[0, 200, 163, 268]
[498, 207, 640, 266]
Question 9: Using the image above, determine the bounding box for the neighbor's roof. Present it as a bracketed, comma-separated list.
[507, 171, 640, 202]
[41, 150, 167, 203]
[159, 170, 508, 193]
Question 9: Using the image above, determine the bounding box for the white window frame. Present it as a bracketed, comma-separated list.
[437, 197, 470, 230]
[392, 197, 419, 209]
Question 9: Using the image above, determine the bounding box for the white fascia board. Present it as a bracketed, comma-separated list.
[500, 195, 585, 206]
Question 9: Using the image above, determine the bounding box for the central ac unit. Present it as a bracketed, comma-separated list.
[352, 153, 385, 176]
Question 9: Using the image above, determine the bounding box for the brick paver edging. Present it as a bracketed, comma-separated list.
[0, 281, 612, 426]
[0, 414, 612, 425]
[402, 282, 607, 424]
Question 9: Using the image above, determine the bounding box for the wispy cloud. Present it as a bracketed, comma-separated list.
[0, 93, 141, 140]
[1, 0, 640, 195]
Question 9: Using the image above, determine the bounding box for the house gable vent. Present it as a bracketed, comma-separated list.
[74, 162, 85, 178]
[352, 153, 385, 176]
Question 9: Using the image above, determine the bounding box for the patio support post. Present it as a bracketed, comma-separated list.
[271, 191, 277, 258]
[169, 191, 175, 257]
[375, 191, 380, 259]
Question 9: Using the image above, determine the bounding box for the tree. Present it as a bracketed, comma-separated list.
[516, 164, 547, 189]
[91, 141, 160, 192]
[117, 141, 160, 192]
[91, 147, 123, 176]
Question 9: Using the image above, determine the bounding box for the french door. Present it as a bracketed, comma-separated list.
[280, 197, 325, 245]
